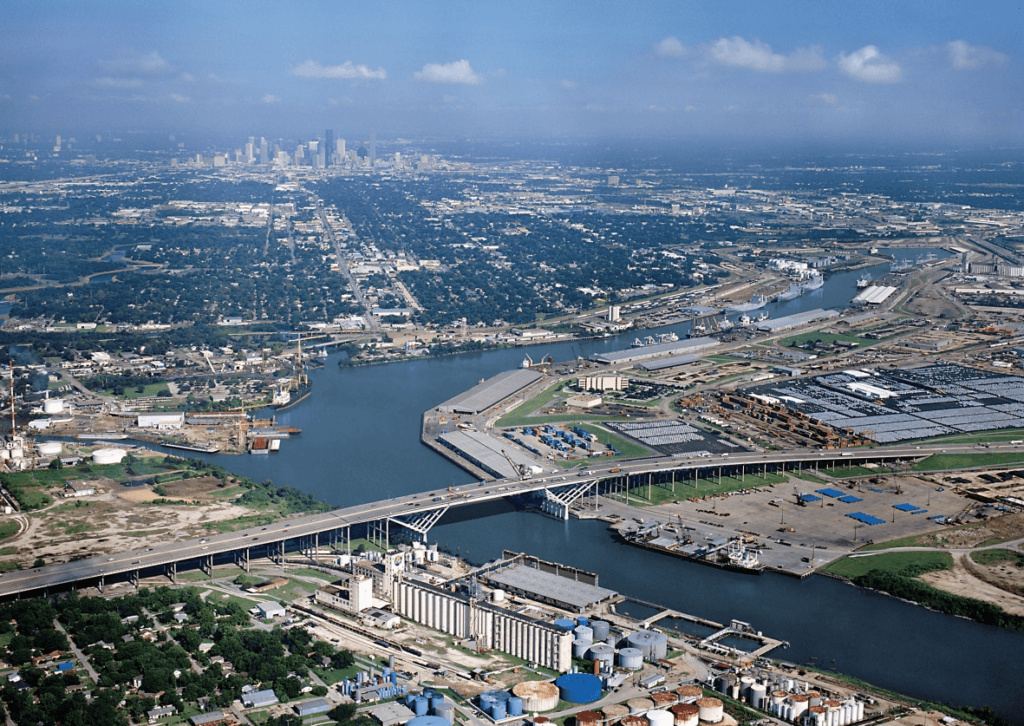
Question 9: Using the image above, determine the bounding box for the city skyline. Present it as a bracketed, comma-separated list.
[0, 0, 1019, 143]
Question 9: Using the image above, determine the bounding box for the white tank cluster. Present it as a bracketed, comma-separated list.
[711, 673, 867, 725]
[37, 441, 62, 456]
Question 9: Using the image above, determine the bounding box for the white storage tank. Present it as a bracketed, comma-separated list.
[512, 681, 560, 713]
[739, 676, 755, 701]
[492, 588, 506, 603]
[43, 398, 64, 414]
[573, 639, 592, 659]
[590, 620, 610, 641]
[647, 710, 674, 726]
[808, 706, 827, 726]
[788, 694, 809, 719]
[695, 697, 723, 724]
[92, 448, 127, 465]
[587, 643, 614, 668]
[771, 691, 788, 709]
[618, 647, 643, 670]
[575, 625, 593, 641]
[626, 630, 668, 661]
[748, 683, 767, 710]
[37, 441, 62, 456]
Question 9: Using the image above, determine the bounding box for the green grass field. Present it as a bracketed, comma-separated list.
[899, 429, 1024, 446]
[828, 465, 877, 478]
[970, 549, 1024, 566]
[821, 551, 953, 578]
[607, 471, 787, 505]
[912, 452, 1024, 471]
[789, 471, 827, 484]
[0, 522, 19, 542]
[104, 382, 170, 399]
[575, 423, 652, 459]
[495, 382, 571, 427]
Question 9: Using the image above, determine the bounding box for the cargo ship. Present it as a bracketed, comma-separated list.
[272, 378, 312, 411]
[726, 294, 768, 314]
[856, 273, 872, 289]
[617, 524, 763, 574]
[800, 273, 824, 292]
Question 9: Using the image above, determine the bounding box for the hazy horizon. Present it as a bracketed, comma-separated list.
[1, 0, 1020, 145]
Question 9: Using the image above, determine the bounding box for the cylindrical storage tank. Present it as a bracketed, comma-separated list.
[43, 398, 64, 414]
[577, 710, 602, 726]
[652, 692, 678, 709]
[627, 698, 654, 715]
[856, 702, 864, 722]
[781, 704, 792, 722]
[676, 686, 703, 703]
[407, 717, 451, 726]
[492, 702, 507, 720]
[424, 689, 435, 700]
[604, 704, 630, 722]
[507, 697, 523, 717]
[670, 704, 699, 726]
[577, 616, 589, 627]
[575, 625, 594, 642]
[619, 647, 644, 671]
[574, 639, 592, 659]
[807, 692, 821, 708]
[695, 698, 723, 724]
[92, 448, 126, 464]
[492, 589, 506, 603]
[716, 674, 737, 696]
[647, 710, 674, 726]
[587, 643, 615, 668]
[38, 441, 62, 456]
[430, 695, 445, 714]
[749, 683, 767, 710]
[535, 718, 550, 726]
[554, 618, 576, 632]
[556, 674, 602, 704]
[513, 682, 560, 713]
[590, 620, 610, 641]
[626, 630, 668, 661]
[435, 705, 455, 723]
[413, 697, 429, 716]
[739, 676, 755, 702]
[405, 694, 417, 708]
[788, 694, 809, 719]
[771, 691, 788, 708]
[808, 706, 827, 726]
[620, 717, 648, 726]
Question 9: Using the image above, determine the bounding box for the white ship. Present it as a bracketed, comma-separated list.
[857, 273, 872, 289]
[727, 294, 768, 313]
[800, 273, 824, 292]
[775, 284, 803, 302]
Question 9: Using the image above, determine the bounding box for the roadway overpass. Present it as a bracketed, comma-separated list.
[0, 444, 985, 600]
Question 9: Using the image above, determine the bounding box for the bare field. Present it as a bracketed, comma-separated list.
[920, 554, 1024, 616]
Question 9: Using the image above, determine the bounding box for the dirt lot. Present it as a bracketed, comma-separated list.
[920, 553, 1024, 616]
[893, 512, 1024, 549]
[1, 476, 259, 569]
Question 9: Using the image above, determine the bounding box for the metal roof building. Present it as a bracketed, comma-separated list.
[756, 308, 839, 333]
[437, 430, 541, 479]
[188, 713, 228, 726]
[589, 337, 720, 365]
[853, 286, 898, 305]
[242, 689, 279, 709]
[482, 562, 617, 612]
[637, 353, 702, 372]
[366, 701, 417, 726]
[295, 698, 331, 717]
[437, 369, 543, 414]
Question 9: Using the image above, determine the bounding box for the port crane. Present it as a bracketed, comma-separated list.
[500, 449, 533, 480]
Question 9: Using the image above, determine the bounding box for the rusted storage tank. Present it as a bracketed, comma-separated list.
[695, 697, 723, 724]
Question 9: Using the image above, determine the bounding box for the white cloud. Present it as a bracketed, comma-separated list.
[414, 59, 482, 85]
[262, 94, 279, 103]
[837, 46, 902, 83]
[946, 40, 1007, 70]
[710, 37, 825, 72]
[654, 36, 687, 58]
[169, 93, 190, 103]
[291, 59, 387, 80]
[93, 77, 144, 89]
[98, 51, 170, 76]
[442, 94, 458, 104]
[561, 79, 578, 90]
[807, 92, 839, 106]
[179, 72, 195, 83]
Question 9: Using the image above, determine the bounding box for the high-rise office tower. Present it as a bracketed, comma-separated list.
[337, 138, 346, 157]
[324, 129, 334, 167]
[260, 138, 269, 165]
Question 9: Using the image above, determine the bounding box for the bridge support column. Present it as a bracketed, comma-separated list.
[167, 562, 176, 583]
[314, 533, 319, 564]
[98, 576, 104, 593]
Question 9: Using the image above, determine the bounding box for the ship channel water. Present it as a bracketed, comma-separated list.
[177, 248, 1024, 723]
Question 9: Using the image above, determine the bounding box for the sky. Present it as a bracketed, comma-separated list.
[0, 0, 1020, 144]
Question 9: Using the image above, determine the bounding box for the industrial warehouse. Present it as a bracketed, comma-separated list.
[589, 337, 720, 365]
[436, 369, 543, 414]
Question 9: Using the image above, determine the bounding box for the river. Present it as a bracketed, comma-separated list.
[150, 248, 1024, 723]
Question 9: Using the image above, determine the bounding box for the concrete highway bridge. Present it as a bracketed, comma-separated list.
[0, 444, 980, 600]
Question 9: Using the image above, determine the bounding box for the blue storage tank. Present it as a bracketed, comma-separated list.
[491, 701, 507, 720]
[414, 696, 429, 716]
[577, 616, 589, 627]
[508, 697, 523, 717]
[430, 695, 445, 713]
[391, 671, 398, 685]
[556, 673, 602, 704]
[554, 618, 576, 631]
[424, 689, 435, 699]
[407, 717, 451, 726]
[405, 694, 417, 707]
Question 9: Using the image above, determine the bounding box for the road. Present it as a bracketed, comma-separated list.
[312, 196, 378, 332]
[0, 441, 1012, 599]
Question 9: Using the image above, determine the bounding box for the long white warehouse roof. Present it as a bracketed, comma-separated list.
[437, 369, 543, 414]
[590, 337, 720, 364]
[853, 285, 898, 305]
